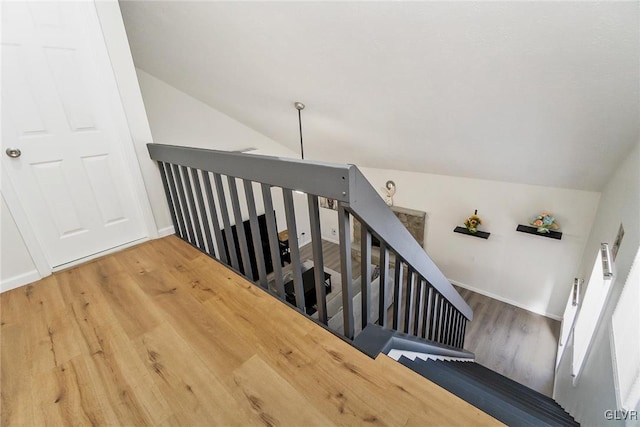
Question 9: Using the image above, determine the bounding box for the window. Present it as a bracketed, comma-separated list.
[572, 243, 615, 381]
[556, 278, 582, 369]
[610, 246, 640, 411]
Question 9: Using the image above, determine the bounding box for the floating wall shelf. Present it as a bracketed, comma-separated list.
[516, 224, 562, 240]
[454, 226, 490, 239]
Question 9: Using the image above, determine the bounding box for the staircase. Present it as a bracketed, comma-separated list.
[397, 357, 579, 426]
[147, 143, 472, 345]
[148, 144, 578, 425]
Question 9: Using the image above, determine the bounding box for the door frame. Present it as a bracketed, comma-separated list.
[1, 0, 158, 279]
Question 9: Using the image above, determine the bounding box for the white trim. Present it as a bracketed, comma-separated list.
[387, 349, 474, 362]
[1, 170, 51, 278]
[52, 237, 147, 272]
[157, 226, 176, 238]
[0, 270, 41, 293]
[322, 235, 341, 245]
[93, 0, 158, 240]
[449, 278, 563, 321]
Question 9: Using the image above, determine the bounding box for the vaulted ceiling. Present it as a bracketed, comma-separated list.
[120, 1, 639, 191]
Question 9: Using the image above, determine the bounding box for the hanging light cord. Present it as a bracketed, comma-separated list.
[295, 101, 305, 160]
[298, 107, 304, 159]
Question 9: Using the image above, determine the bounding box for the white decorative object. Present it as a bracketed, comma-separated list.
[383, 180, 396, 206]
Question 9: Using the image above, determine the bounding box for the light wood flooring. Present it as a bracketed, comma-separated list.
[0, 236, 500, 426]
[298, 239, 560, 397]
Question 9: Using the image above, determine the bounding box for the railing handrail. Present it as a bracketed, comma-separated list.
[148, 144, 352, 202]
[147, 143, 472, 321]
[348, 168, 473, 320]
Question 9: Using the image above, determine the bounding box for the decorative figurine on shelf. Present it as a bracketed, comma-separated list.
[383, 180, 396, 206]
[530, 212, 560, 233]
[464, 210, 482, 233]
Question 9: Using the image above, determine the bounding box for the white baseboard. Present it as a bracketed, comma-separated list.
[322, 235, 340, 245]
[449, 278, 562, 321]
[1, 270, 41, 293]
[157, 225, 176, 238]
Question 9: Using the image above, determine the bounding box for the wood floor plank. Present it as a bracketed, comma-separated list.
[130, 269, 256, 388]
[134, 322, 255, 426]
[1, 236, 502, 426]
[232, 355, 334, 426]
[1, 323, 35, 427]
[78, 322, 173, 426]
[82, 260, 165, 340]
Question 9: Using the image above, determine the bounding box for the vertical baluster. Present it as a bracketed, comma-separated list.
[453, 312, 461, 347]
[392, 259, 403, 330]
[182, 166, 204, 250]
[452, 310, 462, 347]
[261, 184, 284, 298]
[460, 318, 467, 348]
[413, 278, 423, 336]
[378, 242, 389, 327]
[173, 164, 195, 244]
[449, 307, 456, 346]
[404, 267, 414, 334]
[157, 162, 181, 237]
[283, 189, 305, 312]
[228, 176, 254, 279]
[441, 302, 449, 344]
[338, 204, 354, 339]
[307, 194, 327, 324]
[164, 163, 186, 239]
[360, 226, 372, 330]
[243, 180, 268, 288]
[191, 169, 215, 256]
[442, 301, 451, 344]
[421, 286, 432, 339]
[437, 297, 445, 344]
[202, 171, 227, 264]
[213, 173, 239, 270]
[429, 293, 440, 341]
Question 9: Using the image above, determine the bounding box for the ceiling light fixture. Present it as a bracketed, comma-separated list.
[294, 101, 305, 159]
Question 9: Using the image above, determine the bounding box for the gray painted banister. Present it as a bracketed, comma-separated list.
[347, 168, 472, 320]
[148, 143, 472, 348]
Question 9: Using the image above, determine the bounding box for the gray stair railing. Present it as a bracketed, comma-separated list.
[148, 143, 472, 348]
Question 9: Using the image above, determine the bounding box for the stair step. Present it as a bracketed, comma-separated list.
[386, 349, 473, 362]
[452, 361, 573, 420]
[397, 356, 546, 426]
[432, 360, 576, 425]
[397, 357, 579, 426]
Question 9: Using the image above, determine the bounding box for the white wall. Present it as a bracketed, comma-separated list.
[1, 195, 38, 292]
[554, 141, 640, 425]
[319, 166, 601, 318]
[135, 69, 311, 244]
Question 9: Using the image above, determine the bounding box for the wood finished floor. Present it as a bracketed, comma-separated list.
[456, 286, 560, 397]
[0, 236, 501, 426]
[298, 240, 560, 397]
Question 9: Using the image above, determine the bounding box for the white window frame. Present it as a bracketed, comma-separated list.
[572, 243, 615, 384]
[610, 246, 640, 411]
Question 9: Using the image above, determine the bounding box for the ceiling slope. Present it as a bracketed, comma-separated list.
[120, 1, 639, 191]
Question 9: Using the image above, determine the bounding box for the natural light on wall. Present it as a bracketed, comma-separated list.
[572, 243, 614, 382]
[610, 247, 640, 411]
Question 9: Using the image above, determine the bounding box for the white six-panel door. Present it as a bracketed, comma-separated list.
[1, 2, 147, 267]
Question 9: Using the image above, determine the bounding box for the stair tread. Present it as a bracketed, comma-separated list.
[397, 357, 579, 426]
[431, 360, 576, 424]
[398, 357, 549, 426]
[449, 361, 573, 419]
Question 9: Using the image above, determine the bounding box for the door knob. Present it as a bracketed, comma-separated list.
[5, 148, 21, 158]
